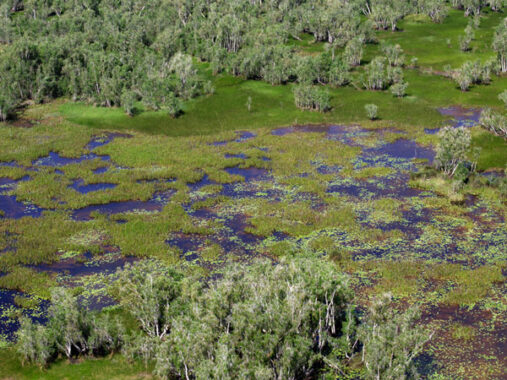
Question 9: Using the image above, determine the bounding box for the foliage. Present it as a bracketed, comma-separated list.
[390, 81, 408, 97]
[293, 84, 331, 112]
[382, 43, 405, 67]
[492, 17, 507, 72]
[434, 126, 473, 177]
[479, 108, 507, 138]
[365, 103, 379, 120]
[16, 288, 124, 367]
[154, 257, 353, 379]
[499, 90, 507, 108]
[112, 261, 184, 339]
[363, 57, 389, 90]
[344, 37, 364, 66]
[459, 24, 475, 52]
[357, 293, 432, 380]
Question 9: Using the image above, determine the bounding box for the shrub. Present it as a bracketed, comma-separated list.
[112, 260, 184, 339]
[493, 17, 507, 72]
[343, 37, 363, 66]
[390, 81, 408, 97]
[293, 84, 331, 112]
[0, 89, 17, 121]
[328, 59, 351, 87]
[434, 126, 472, 177]
[121, 90, 137, 116]
[498, 90, 507, 108]
[363, 57, 388, 90]
[164, 92, 183, 118]
[479, 108, 507, 138]
[381, 43, 405, 67]
[459, 24, 474, 52]
[16, 288, 124, 367]
[365, 104, 378, 120]
[452, 67, 472, 91]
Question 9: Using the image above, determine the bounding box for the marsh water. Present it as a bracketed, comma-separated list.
[0, 107, 504, 341]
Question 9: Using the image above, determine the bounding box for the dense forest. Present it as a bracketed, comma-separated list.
[0, 0, 505, 119]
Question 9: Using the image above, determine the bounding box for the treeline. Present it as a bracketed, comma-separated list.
[17, 256, 431, 379]
[0, 0, 505, 119]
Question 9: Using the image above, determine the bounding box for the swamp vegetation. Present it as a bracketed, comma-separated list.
[0, 0, 506, 379]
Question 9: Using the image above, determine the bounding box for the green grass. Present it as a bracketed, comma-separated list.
[0, 349, 153, 380]
[366, 9, 505, 70]
[471, 128, 507, 170]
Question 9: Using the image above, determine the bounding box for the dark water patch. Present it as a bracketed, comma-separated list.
[225, 153, 248, 159]
[188, 174, 217, 191]
[271, 125, 370, 146]
[424, 127, 440, 135]
[438, 106, 482, 122]
[480, 170, 505, 179]
[184, 252, 200, 262]
[0, 289, 49, 341]
[167, 233, 203, 253]
[0, 161, 21, 168]
[86, 132, 133, 150]
[317, 165, 342, 174]
[93, 166, 109, 174]
[0, 194, 44, 219]
[70, 179, 117, 194]
[327, 173, 423, 199]
[427, 106, 482, 134]
[32, 152, 110, 167]
[364, 139, 435, 163]
[32, 252, 136, 277]
[72, 192, 172, 221]
[172, 209, 262, 261]
[236, 131, 256, 141]
[224, 166, 269, 182]
[211, 131, 256, 146]
[271, 126, 296, 136]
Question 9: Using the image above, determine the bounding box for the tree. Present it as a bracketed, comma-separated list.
[121, 90, 137, 116]
[357, 293, 432, 380]
[16, 317, 53, 368]
[16, 287, 124, 367]
[479, 108, 507, 138]
[459, 24, 475, 52]
[365, 104, 378, 120]
[434, 126, 472, 177]
[422, 0, 449, 23]
[452, 66, 472, 91]
[113, 260, 184, 339]
[344, 37, 363, 66]
[328, 58, 351, 87]
[499, 90, 507, 108]
[363, 57, 388, 90]
[154, 257, 353, 380]
[293, 84, 331, 112]
[381, 43, 405, 67]
[48, 288, 89, 358]
[390, 81, 408, 97]
[492, 18, 507, 72]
